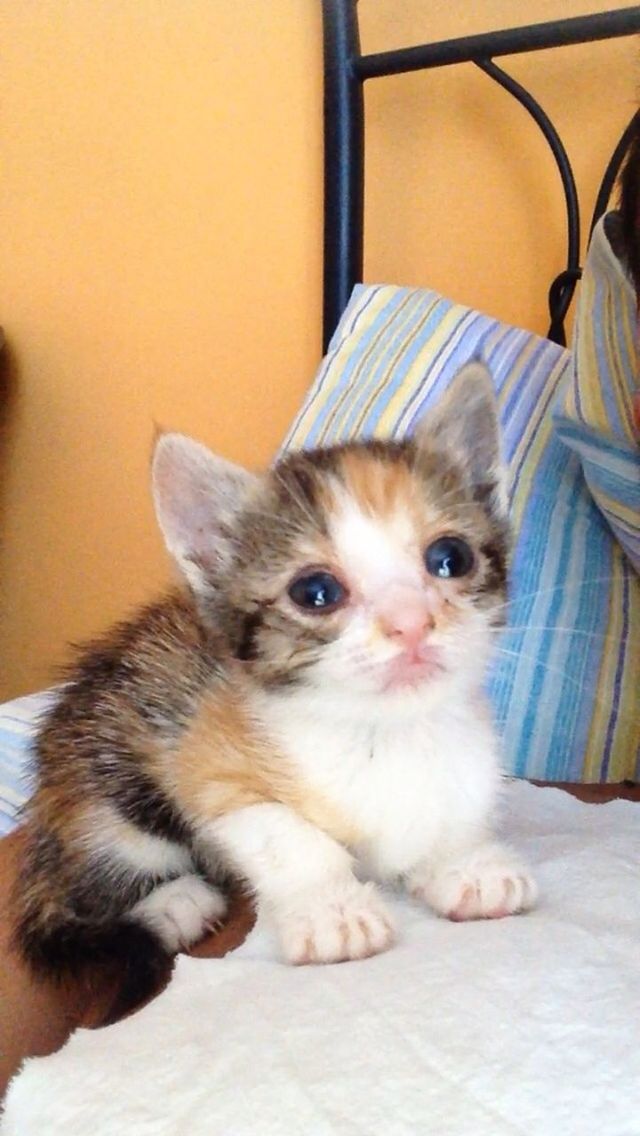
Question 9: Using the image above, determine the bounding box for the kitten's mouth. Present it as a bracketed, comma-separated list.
[381, 646, 445, 691]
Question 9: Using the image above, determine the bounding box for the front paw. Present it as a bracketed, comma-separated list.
[408, 843, 537, 921]
[274, 880, 396, 965]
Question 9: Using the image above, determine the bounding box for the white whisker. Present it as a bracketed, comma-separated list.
[491, 645, 635, 722]
[493, 573, 621, 615]
[500, 625, 622, 642]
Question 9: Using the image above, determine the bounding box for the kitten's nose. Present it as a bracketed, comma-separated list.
[376, 586, 436, 650]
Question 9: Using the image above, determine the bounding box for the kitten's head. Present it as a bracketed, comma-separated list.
[152, 362, 509, 706]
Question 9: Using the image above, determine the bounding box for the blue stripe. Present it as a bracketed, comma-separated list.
[513, 462, 585, 777]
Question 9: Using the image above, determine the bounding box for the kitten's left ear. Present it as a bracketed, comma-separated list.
[414, 361, 508, 515]
[152, 432, 260, 594]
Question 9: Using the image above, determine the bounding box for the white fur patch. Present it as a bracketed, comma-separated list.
[329, 492, 421, 596]
[274, 878, 395, 965]
[209, 803, 394, 965]
[407, 842, 538, 920]
[76, 804, 193, 879]
[131, 875, 227, 951]
[253, 687, 501, 883]
[209, 802, 354, 901]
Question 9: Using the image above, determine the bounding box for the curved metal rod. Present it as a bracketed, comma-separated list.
[475, 59, 580, 346]
[590, 110, 640, 237]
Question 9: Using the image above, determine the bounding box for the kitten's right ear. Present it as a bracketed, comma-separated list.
[152, 433, 259, 594]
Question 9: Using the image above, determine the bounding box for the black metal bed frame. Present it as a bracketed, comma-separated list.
[321, 2, 640, 352]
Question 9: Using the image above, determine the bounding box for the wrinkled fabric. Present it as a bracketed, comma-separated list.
[3, 782, 639, 1136]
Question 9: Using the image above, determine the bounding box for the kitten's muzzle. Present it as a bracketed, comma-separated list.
[374, 582, 440, 653]
[373, 582, 446, 690]
[381, 644, 445, 691]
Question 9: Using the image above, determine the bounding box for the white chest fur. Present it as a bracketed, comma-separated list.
[256, 687, 501, 881]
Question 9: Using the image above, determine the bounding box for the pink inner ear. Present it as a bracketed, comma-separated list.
[153, 435, 258, 573]
[152, 436, 228, 567]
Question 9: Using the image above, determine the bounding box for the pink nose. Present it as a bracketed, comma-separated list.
[376, 587, 436, 650]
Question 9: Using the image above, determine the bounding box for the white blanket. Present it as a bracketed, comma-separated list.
[3, 783, 639, 1136]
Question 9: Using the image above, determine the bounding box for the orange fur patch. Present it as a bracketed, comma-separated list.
[163, 682, 361, 848]
[336, 450, 421, 521]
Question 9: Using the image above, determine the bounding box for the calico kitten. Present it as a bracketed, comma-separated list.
[13, 361, 536, 1019]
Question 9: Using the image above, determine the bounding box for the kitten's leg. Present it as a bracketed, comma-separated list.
[406, 842, 537, 921]
[130, 875, 228, 952]
[208, 804, 395, 964]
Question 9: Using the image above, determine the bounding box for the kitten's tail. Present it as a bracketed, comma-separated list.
[11, 830, 173, 1026]
[15, 911, 173, 1026]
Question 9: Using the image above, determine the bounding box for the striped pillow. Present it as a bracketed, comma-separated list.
[284, 285, 639, 783]
[555, 213, 640, 572]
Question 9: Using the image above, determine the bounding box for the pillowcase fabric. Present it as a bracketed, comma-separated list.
[555, 212, 640, 572]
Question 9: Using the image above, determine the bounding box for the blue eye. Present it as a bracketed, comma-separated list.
[425, 537, 475, 579]
[288, 571, 347, 612]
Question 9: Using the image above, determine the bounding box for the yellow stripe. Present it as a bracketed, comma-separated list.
[607, 574, 640, 780]
[582, 550, 624, 780]
[616, 288, 637, 439]
[588, 486, 638, 533]
[582, 550, 640, 781]
[375, 305, 472, 437]
[287, 287, 397, 446]
[322, 290, 421, 443]
[582, 272, 609, 427]
[343, 293, 438, 438]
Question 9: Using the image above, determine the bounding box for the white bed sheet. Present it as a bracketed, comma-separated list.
[3, 782, 639, 1136]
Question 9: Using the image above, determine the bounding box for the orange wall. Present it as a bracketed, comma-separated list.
[1, 1, 638, 698]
